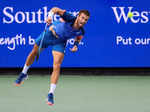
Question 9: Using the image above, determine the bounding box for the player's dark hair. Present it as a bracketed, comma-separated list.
[78, 10, 90, 17]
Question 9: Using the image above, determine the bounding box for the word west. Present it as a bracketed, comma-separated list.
[112, 7, 149, 24]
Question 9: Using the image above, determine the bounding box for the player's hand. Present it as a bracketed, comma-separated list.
[70, 46, 78, 52]
[46, 17, 52, 25]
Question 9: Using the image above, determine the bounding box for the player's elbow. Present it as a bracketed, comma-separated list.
[50, 7, 65, 16]
[51, 7, 59, 13]
[51, 7, 58, 10]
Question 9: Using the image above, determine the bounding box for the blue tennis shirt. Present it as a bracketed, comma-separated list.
[52, 11, 85, 40]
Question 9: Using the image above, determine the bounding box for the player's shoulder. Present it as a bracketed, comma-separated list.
[61, 11, 76, 22]
[64, 11, 76, 18]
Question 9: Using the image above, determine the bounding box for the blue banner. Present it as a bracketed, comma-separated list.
[0, 0, 150, 67]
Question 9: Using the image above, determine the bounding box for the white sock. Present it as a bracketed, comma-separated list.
[49, 83, 56, 94]
[22, 64, 30, 74]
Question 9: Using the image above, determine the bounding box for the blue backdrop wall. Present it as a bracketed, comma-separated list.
[0, 0, 150, 67]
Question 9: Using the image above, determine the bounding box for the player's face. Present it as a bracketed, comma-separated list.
[76, 13, 89, 27]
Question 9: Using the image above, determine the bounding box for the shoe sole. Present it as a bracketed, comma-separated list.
[14, 81, 24, 86]
[47, 101, 54, 106]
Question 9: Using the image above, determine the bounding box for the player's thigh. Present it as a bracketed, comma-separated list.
[52, 50, 64, 65]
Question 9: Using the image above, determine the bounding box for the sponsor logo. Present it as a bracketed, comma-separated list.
[2, 6, 78, 24]
[112, 7, 149, 23]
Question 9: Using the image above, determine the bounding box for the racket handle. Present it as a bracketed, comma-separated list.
[36, 24, 48, 62]
[36, 53, 39, 61]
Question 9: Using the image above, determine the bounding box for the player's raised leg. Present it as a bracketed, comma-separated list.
[15, 44, 39, 86]
[47, 50, 64, 106]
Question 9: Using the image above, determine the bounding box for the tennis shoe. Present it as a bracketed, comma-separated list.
[47, 93, 54, 106]
[15, 73, 28, 86]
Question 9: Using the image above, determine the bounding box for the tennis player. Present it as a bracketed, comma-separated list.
[15, 7, 90, 106]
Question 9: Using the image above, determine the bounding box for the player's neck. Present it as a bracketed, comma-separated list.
[73, 21, 80, 30]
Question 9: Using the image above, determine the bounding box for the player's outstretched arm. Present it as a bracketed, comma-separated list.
[50, 7, 66, 16]
[46, 7, 66, 25]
